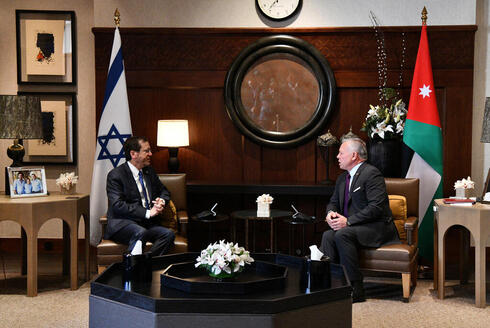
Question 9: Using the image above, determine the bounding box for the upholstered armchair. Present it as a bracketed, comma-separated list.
[96, 173, 188, 274]
[359, 178, 419, 302]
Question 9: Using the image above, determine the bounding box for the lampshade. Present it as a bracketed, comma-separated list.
[0, 95, 43, 139]
[157, 120, 189, 147]
[481, 97, 490, 143]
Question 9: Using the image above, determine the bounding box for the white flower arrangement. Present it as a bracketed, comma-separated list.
[256, 194, 273, 204]
[56, 172, 78, 190]
[361, 88, 407, 140]
[195, 240, 254, 277]
[454, 176, 475, 190]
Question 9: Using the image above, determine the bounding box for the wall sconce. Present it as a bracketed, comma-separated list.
[0, 95, 43, 194]
[157, 120, 189, 173]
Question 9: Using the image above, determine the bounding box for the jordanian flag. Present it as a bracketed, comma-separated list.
[403, 24, 443, 262]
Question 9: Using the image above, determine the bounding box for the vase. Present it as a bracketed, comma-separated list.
[60, 185, 76, 195]
[208, 271, 236, 281]
[257, 202, 270, 217]
[367, 138, 402, 178]
[455, 188, 470, 198]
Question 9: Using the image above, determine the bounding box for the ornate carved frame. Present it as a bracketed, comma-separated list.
[224, 35, 336, 148]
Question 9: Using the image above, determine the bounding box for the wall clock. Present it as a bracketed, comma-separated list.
[256, 0, 302, 21]
[224, 35, 336, 148]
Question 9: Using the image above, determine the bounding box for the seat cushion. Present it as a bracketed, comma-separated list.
[359, 244, 417, 272]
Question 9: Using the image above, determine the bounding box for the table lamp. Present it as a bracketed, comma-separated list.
[157, 120, 189, 173]
[0, 95, 43, 194]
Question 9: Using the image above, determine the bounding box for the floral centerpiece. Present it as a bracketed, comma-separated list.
[454, 176, 474, 198]
[56, 172, 78, 194]
[195, 240, 254, 279]
[256, 193, 273, 217]
[361, 88, 407, 140]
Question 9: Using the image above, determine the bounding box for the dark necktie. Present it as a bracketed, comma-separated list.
[138, 171, 150, 210]
[343, 173, 351, 216]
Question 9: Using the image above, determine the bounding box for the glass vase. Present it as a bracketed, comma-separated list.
[60, 185, 76, 195]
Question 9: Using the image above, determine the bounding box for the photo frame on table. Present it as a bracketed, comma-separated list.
[18, 92, 77, 165]
[8, 166, 47, 198]
[16, 10, 76, 85]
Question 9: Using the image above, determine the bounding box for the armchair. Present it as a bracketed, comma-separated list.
[358, 178, 419, 302]
[96, 173, 188, 274]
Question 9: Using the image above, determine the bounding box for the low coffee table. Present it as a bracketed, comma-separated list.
[231, 209, 292, 252]
[90, 253, 352, 328]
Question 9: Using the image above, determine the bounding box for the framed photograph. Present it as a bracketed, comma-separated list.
[18, 92, 77, 165]
[16, 10, 76, 85]
[8, 167, 48, 198]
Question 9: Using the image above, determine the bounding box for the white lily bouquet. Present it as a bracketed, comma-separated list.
[454, 176, 474, 198]
[256, 193, 273, 217]
[56, 172, 78, 194]
[195, 240, 254, 279]
[361, 88, 407, 140]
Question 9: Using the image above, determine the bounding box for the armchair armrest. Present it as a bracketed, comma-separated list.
[404, 216, 418, 246]
[177, 210, 188, 238]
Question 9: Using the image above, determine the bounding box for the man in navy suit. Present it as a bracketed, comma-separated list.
[105, 136, 175, 255]
[320, 138, 399, 302]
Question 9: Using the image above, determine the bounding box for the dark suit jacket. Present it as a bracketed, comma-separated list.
[326, 162, 399, 247]
[105, 162, 170, 239]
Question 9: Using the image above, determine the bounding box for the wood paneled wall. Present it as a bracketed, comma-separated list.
[93, 26, 475, 198]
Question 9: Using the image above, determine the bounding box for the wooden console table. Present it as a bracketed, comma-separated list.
[433, 199, 490, 308]
[0, 193, 90, 296]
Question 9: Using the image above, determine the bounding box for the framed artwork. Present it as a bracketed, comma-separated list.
[18, 92, 77, 165]
[224, 35, 336, 148]
[8, 166, 48, 198]
[16, 10, 76, 85]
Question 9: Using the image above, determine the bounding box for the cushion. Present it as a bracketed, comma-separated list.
[159, 200, 178, 231]
[389, 195, 407, 241]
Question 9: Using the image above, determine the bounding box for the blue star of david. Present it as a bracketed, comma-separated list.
[97, 124, 131, 168]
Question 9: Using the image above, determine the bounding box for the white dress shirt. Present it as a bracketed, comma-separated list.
[127, 162, 151, 219]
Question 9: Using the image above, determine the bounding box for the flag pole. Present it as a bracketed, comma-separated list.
[421, 6, 427, 26]
[114, 8, 120, 27]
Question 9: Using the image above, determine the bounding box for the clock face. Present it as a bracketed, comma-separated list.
[256, 0, 301, 20]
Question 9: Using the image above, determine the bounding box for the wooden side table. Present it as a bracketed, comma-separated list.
[190, 213, 230, 248]
[433, 199, 490, 308]
[0, 193, 90, 296]
[283, 217, 320, 256]
[231, 209, 292, 252]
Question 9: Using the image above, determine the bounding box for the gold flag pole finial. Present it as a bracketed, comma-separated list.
[421, 6, 427, 25]
[114, 8, 120, 27]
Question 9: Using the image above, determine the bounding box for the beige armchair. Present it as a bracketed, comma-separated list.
[359, 178, 419, 302]
[96, 173, 188, 274]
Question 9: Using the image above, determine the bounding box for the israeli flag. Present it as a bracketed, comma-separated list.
[89, 27, 132, 246]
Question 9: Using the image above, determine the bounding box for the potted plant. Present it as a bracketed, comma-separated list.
[195, 240, 254, 280]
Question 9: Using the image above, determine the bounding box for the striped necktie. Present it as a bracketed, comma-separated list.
[138, 171, 150, 210]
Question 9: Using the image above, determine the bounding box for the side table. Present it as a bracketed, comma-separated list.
[283, 218, 320, 256]
[0, 193, 90, 297]
[231, 209, 292, 253]
[433, 199, 490, 308]
[190, 213, 230, 246]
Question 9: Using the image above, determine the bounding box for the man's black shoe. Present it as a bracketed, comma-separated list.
[352, 280, 366, 303]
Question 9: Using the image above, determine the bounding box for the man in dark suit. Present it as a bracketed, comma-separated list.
[106, 136, 175, 256]
[320, 138, 399, 302]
